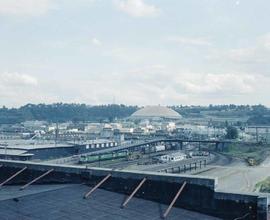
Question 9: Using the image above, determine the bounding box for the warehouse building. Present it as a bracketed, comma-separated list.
[0, 139, 117, 161]
[160, 152, 187, 163]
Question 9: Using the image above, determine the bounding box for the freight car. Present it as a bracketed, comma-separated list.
[142, 145, 166, 154]
[79, 150, 129, 164]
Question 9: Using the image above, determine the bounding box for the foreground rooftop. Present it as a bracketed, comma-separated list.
[0, 184, 220, 220]
[0, 159, 268, 219]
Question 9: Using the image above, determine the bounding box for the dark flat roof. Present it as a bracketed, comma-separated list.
[0, 184, 220, 220]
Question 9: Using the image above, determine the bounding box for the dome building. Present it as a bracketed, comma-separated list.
[130, 106, 182, 120]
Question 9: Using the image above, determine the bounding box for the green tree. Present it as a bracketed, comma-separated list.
[225, 126, 239, 139]
[0, 103, 138, 124]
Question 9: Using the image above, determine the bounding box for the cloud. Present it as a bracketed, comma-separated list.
[175, 73, 255, 95]
[0, 0, 54, 16]
[0, 68, 267, 107]
[0, 72, 38, 87]
[258, 33, 270, 50]
[122, 66, 255, 96]
[0, 72, 64, 107]
[0, 72, 42, 107]
[73, 66, 259, 105]
[91, 38, 102, 46]
[114, 0, 160, 17]
[167, 36, 212, 46]
[208, 33, 270, 65]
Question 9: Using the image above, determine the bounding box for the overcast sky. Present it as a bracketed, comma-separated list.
[0, 0, 270, 107]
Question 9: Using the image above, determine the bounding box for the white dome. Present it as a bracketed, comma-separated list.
[131, 106, 182, 119]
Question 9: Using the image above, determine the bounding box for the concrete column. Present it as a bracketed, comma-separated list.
[215, 142, 219, 151]
[223, 143, 229, 151]
[180, 141, 183, 150]
[256, 127, 259, 143]
[98, 155, 101, 167]
[221, 143, 225, 152]
[257, 196, 268, 220]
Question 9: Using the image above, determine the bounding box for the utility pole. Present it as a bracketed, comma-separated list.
[266, 128, 269, 144]
[256, 127, 259, 143]
[55, 122, 59, 146]
[5, 144, 7, 160]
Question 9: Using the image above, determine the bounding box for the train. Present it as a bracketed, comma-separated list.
[189, 151, 209, 157]
[142, 145, 166, 154]
[246, 157, 256, 166]
[79, 150, 129, 164]
[79, 144, 166, 164]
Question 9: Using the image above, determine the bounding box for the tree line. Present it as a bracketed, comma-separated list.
[0, 103, 269, 125]
[0, 103, 138, 124]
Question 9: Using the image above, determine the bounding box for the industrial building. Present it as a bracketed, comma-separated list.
[160, 152, 187, 163]
[0, 139, 117, 161]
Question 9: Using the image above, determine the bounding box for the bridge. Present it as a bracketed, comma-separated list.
[80, 138, 256, 156]
[49, 138, 257, 165]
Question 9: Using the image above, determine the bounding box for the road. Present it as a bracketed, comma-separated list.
[193, 152, 270, 193]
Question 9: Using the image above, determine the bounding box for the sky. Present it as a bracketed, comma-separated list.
[0, 0, 270, 107]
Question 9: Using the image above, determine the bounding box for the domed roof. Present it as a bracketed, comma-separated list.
[131, 106, 182, 119]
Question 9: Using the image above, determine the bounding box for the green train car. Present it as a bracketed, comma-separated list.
[79, 150, 129, 164]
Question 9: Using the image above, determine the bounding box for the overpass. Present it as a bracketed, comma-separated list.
[80, 138, 256, 156]
[48, 138, 256, 165]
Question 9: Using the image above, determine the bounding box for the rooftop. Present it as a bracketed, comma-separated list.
[0, 149, 32, 156]
[0, 139, 72, 150]
[0, 184, 220, 220]
[0, 139, 116, 151]
[0, 159, 267, 220]
[131, 106, 182, 120]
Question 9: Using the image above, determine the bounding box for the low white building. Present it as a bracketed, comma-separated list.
[160, 152, 187, 163]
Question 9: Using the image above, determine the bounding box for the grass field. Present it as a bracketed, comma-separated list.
[254, 177, 270, 193]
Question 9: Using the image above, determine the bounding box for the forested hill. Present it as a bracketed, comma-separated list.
[0, 104, 138, 124]
[0, 103, 270, 125]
